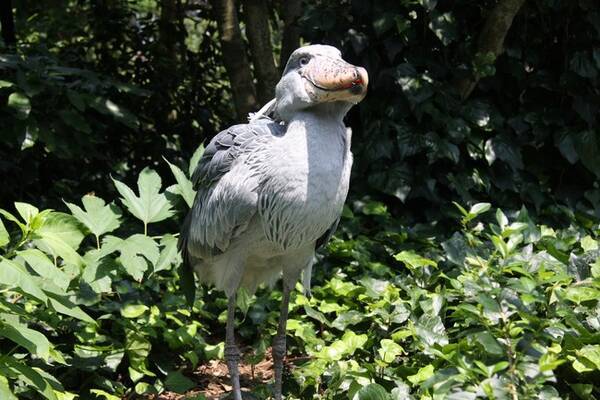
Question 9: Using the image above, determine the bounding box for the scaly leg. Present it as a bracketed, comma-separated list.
[225, 293, 243, 400]
[272, 283, 292, 400]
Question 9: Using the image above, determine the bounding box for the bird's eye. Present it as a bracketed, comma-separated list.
[299, 57, 309, 66]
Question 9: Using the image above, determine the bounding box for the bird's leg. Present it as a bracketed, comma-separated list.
[272, 282, 292, 400]
[225, 293, 243, 400]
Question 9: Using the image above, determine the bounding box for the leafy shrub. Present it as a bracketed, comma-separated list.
[300, 0, 600, 223]
[0, 153, 203, 398]
[1, 149, 599, 398]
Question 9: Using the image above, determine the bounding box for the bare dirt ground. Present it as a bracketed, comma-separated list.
[150, 348, 276, 400]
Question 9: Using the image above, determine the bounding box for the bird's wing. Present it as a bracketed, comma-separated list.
[179, 121, 285, 260]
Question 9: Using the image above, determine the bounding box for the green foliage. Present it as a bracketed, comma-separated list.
[0, 152, 597, 398]
[0, 1, 231, 208]
[282, 199, 600, 398]
[1, 0, 599, 399]
[301, 0, 600, 224]
[0, 164, 197, 399]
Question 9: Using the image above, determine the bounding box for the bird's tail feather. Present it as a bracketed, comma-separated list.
[177, 212, 196, 306]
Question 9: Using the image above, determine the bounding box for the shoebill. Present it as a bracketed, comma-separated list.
[179, 44, 368, 399]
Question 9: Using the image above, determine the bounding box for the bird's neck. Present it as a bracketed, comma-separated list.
[287, 104, 349, 137]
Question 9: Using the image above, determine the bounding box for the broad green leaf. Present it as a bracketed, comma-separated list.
[327, 278, 361, 296]
[469, 202, 491, 216]
[65, 195, 121, 240]
[303, 304, 331, 326]
[360, 277, 389, 298]
[316, 331, 367, 361]
[14, 202, 39, 224]
[395, 250, 437, 269]
[564, 286, 600, 304]
[33, 214, 85, 269]
[0, 376, 17, 400]
[592, 258, 600, 278]
[473, 331, 503, 355]
[0, 80, 13, 88]
[8, 92, 31, 119]
[477, 294, 502, 324]
[189, 144, 205, 176]
[485, 136, 523, 171]
[0, 322, 51, 362]
[496, 208, 508, 230]
[575, 345, 600, 370]
[113, 168, 174, 227]
[154, 234, 178, 273]
[569, 384, 593, 399]
[0, 258, 47, 303]
[428, 11, 457, 46]
[3, 359, 57, 400]
[90, 390, 120, 400]
[373, 13, 395, 37]
[573, 130, 600, 178]
[407, 364, 435, 385]
[46, 292, 95, 323]
[89, 97, 139, 128]
[236, 287, 252, 316]
[441, 232, 466, 266]
[18, 249, 70, 291]
[54, 392, 77, 400]
[36, 212, 84, 249]
[0, 218, 9, 247]
[331, 310, 364, 330]
[106, 234, 159, 281]
[580, 235, 598, 252]
[415, 314, 448, 347]
[0, 209, 25, 234]
[80, 253, 114, 293]
[164, 371, 195, 393]
[357, 383, 391, 400]
[121, 304, 149, 318]
[378, 339, 404, 363]
[164, 158, 195, 207]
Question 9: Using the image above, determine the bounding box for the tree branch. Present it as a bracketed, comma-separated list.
[278, 0, 302, 71]
[211, 0, 258, 120]
[454, 0, 526, 100]
[242, 0, 279, 104]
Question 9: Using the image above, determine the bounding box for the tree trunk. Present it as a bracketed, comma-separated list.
[159, 0, 178, 60]
[0, 0, 16, 47]
[454, 0, 527, 100]
[279, 0, 302, 71]
[211, 0, 258, 120]
[242, 0, 279, 104]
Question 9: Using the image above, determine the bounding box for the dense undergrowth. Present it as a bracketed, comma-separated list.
[1, 150, 599, 399]
[1, 1, 600, 399]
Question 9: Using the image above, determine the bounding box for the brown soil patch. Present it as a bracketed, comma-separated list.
[145, 347, 282, 400]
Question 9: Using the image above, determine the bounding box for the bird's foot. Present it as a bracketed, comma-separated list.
[272, 335, 287, 400]
[225, 343, 243, 400]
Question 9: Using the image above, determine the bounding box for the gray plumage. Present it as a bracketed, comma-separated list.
[177, 44, 368, 400]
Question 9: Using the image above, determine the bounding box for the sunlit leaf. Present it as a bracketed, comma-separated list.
[113, 168, 174, 228]
[65, 195, 121, 242]
[164, 158, 195, 208]
[0, 258, 47, 303]
[357, 383, 390, 400]
[8, 92, 31, 119]
[0, 321, 51, 362]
